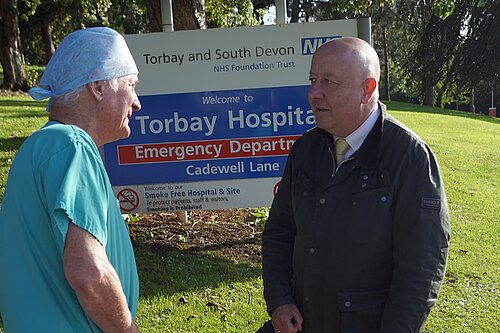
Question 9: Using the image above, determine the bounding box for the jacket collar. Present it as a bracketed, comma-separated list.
[355, 101, 387, 169]
[313, 101, 387, 169]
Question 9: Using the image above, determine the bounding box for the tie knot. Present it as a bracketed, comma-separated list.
[335, 138, 350, 165]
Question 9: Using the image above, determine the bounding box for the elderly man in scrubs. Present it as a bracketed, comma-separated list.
[0, 27, 141, 332]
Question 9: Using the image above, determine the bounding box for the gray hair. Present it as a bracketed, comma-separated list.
[47, 78, 119, 112]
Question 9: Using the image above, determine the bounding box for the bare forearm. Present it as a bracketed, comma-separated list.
[64, 222, 139, 333]
[72, 266, 139, 333]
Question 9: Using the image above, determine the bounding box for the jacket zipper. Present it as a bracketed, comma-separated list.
[329, 145, 355, 177]
[328, 146, 336, 177]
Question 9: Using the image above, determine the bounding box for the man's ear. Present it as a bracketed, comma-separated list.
[361, 78, 377, 104]
[87, 81, 105, 101]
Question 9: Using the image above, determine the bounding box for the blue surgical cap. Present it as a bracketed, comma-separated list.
[28, 27, 138, 105]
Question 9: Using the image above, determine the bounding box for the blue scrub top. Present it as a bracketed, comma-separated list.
[0, 122, 139, 332]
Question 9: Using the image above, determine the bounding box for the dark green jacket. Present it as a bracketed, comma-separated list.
[262, 103, 450, 333]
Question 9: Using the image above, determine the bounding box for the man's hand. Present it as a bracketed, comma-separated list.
[270, 304, 303, 333]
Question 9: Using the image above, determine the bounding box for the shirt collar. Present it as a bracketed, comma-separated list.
[334, 105, 380, 158]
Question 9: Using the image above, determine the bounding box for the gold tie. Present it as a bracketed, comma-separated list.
[335, 138, 350, 166]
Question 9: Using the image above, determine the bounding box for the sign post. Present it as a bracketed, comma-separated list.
[275, 0, 287, 24]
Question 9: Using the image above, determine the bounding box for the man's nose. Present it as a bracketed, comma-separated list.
[132, 94, 141, 111]
[308, 83, 324, 100]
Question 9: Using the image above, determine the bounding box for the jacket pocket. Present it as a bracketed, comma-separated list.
[338, 289, 388, 333]
[291, 169, 316, 228]
[350, 187, 392, 243]
[292, 169, 314, 191]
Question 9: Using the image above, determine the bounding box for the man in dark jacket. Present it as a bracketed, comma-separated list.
[261, 37, 450, 333]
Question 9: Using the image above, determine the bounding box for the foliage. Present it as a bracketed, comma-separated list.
[368, 0, 499, 111]
[24, 65, 44, 87]
[5, 0, 498, 114]
[18, 0, 262, 65]
[437, 80, 471, 111]
[432, 0, 456, 20]
[251, 0, 274, 22]
[123, 213, 141, 224]
[18, 0, 113, 26]
[449, 0, 500, 112]
[283, 0, 496, 109]
[206, 0, 260, 28]
[0, 95, 47, 203]
[287, 0, 393, 22]
[82, 0, 113, 24]
[18, 0, 41, 21]
[107, 0, 150, 34]
[18, 0, 149, 65]
[250, 207, 270, 227]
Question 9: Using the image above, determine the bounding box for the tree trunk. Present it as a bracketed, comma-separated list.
[0, 0, 28, 90]
[423, 87, 435, 106]
[469, 85, 476, 113]
[144, 0, 205, 32]
[422, 71, 435, 106]
[172, 0, 203, 30]
[144, 0, 163, 32]
[289, 0, 301, 23]
[41, 20, 55, 64]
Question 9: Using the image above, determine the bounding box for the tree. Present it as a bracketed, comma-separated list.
[287, 0, 394, 23]
[417, 2, 466, 106]
[451, 0, 500, 113]
[6, 0, 494, 108]
[143, 0, 205, 32]
[0, 0, 28, 90]
[384, 0, 498, 112]
[0, 0, 266, 90]
[19, 0, 117, 65]
[280, 0, 472, 107]
[284, 1, 395, 101]
[206, 0, 259, 28]
[107, 0, 150, 34]
[251, 0, 273, 23]
[142, 0, 263, 32]
[19, 0, 76, 65]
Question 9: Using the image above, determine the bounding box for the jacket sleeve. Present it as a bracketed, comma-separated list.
[380, 143, 450, 332]
[261, 144, 298, 314]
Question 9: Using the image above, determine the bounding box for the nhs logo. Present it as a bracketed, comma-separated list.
[301, 36, 342, 55]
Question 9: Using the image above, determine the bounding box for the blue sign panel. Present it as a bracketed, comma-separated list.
[103, 85, 315, 185]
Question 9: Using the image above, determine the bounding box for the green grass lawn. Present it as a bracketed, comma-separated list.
[0, 96, 48, 202]
[0, 97, 498, 332]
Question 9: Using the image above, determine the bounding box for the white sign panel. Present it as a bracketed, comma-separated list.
[104, 19, 360, 213]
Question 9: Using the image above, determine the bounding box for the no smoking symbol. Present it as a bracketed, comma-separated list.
[117, 189, 139, 212]
[273, 181, 281, 196]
